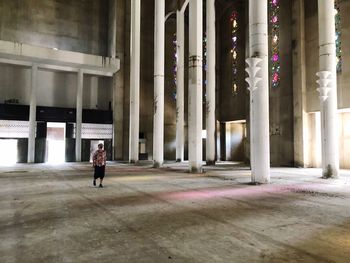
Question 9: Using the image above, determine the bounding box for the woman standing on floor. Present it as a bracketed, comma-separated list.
[93, 143, 107, 188]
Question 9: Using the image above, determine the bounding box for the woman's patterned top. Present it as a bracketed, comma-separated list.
[93, 149, 106, 167]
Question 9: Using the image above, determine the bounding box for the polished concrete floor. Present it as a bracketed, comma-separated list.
[1, 162, 350, 263]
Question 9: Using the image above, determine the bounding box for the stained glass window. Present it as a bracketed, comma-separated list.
[335, 0, 342, 72]
[172, 33, 177, 100]
[269, 0, 280, 88]
[230, 11, 238, 95]
[204, 32, 208, 88]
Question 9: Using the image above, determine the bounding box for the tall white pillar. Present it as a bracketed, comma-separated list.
[76, 69, 83, 162]
[108, 0, 117, 58]
[28, 64, 38, 163]
[206, 0, 216, 165]
[316, 0, 339, 178]
[129, 0, 141, 163]
[246, 0, 270, 183]
[188, 0, 203, 173]
[152, 0, 165, 168]
[176, 10, 185, 162]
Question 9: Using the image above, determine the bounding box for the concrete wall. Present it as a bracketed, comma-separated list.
[304, 0, 319, 112]
[218, 2, 247, 122]
[112, 0, 127, 160]
[303, 0, 350, 169]
[269, 0, 294, 166]
[224, 122, 245, 162]
[339, 112, 350, 169]
[0, 64, 112, 110]
[164, 13, 189, 161]
[122, 0, 131, 160]
[0, 65, 31, 105]
[139, 0, 155, 160]
[307, 112, 322, 168]
[164, 16, 177, 160]
[305, 0, 350, 112]
[120, 0, 189, 161]
[0, 0, 113, 116]
[308, 111, 350, 169]
[340, 0, 350, 109]
[3, 0, 348, 167]
[0, 0, 108, 56]
[0, 0, 184, 162]
[218, 1, 294, 166]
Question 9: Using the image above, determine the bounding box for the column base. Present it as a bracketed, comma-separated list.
[322, 165, 338, 179]
[190, 166, 203, 174]
[153, 161, 162, 168]
[206, 160, 216, 166]
[176, 159, 182, 163]
[251, 172, 270, 184]
[248, 182, 262, 185]
[251, 179, 270, 184]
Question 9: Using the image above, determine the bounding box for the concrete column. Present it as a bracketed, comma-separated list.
[292, 0, 309, 167]
[152, 0, 165, 168]
[113, 0, 126, 160]
[246, 0, 270, 183]
[76, 69, 83, 162]
[206, 0, 216, 165]
[108, 0, 117, 58]
[188, 0, 203, 173]
[90, 77, 98, 109]
[27, 64, 38, 163]
[129, 0, 141, 163]
[176, 10, 185, 162]
[316, 0, 339, 178]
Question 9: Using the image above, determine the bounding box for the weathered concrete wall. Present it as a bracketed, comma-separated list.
[164, 12, 189, 161]
[0, 0, 108, 56]
[224, 122, 245, 162]
[339, 112, 350, 169]
[0, 0, 112, 112]
[304, 0, 320, 112]
[218, 2, 247, 122]
[164, 16, 177, 160]
[305, 0, 350, 111]
[0, 64, 112, 110]
[307, 112, 322, 168]
[292, 0, 309, 168]
[112, 0, 126, 160]
[269, 0, 294, 166]
[307, 111, 350, 169]
[139, 0, 155, 160]
[303, 0, 350, 169]
[0, 65, 31, 105]
[8, 0, 350, 168]
[17, 138, 28, 163]
[120, 0, 157, 160]
[0, 0, 186, 162]
[218, 1, 294, 166]
[120, 0, 188, 161]
[338, 0, 350, 109]
[122, 0, 131, 160]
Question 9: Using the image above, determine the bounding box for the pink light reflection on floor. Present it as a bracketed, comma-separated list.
[161, 183, 332, 201]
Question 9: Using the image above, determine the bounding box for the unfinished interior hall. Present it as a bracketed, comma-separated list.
[1, 0, 350, 262]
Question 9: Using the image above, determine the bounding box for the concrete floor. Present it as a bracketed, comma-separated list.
[1, 162, 350, 263]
